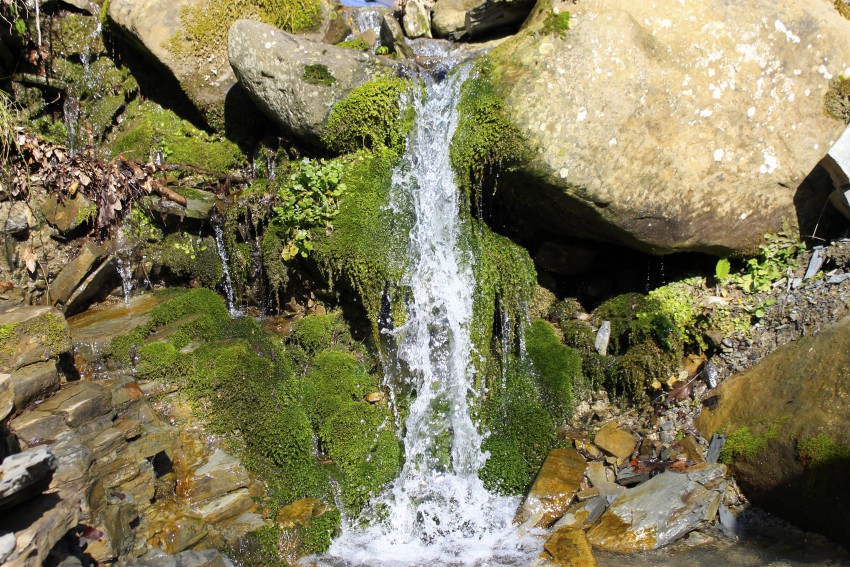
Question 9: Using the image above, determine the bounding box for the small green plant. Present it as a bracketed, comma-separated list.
[825, 75, 850, 123]
[273, 158, 347, 260]
[337, 37, 370, 51]
[732, 227, 802, 293]
[743, 298, 775, 321]
[720, 422, 782, 464]
[798, 434, 850, 467]
[715, 258, 731, 281]
[303, 64, 337, 86]
[375, 45, 390, 55]
[542, 9, 571, 37]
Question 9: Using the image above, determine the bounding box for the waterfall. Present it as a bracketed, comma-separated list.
[322, 66, 537, 566]
[213, 223, 240, 316]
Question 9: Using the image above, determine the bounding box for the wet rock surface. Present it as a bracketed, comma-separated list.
[516, 448, 587, 528]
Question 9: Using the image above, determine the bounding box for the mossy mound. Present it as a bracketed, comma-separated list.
[323, 76, 415, 154]
[825, 75, 850, 124]
[525, 319, 581, 423]
[157, 233, 225, 289]
[107, 100, 244, 172]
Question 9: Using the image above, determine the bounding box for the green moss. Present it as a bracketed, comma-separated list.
[135, 341, 184, 380]
[525, 319, 581, 423]
[541, 9, 571, 36]
[303, 64, 336, 86]
[337, 37, 370, 51]
[479, 357, 556, 495]
[450, 58, 529, 200]
[0, 312, 71, 369]
[318, 402, 401, 511]
[236, 524, 288, 567]
[825, 75, 850, 124]
[721, 423, 781, 464]
[290, 313, 353, 355]
[301, 350, 374, 427]
[593, 293, 647, 355]
[798, 434, 850, 467]
[159, 233, 224, 288]
[296, 508, 341, 555]
[323, 76, 415, 154]
[614, 340, 677, 402]
[107, 100, 243, 172]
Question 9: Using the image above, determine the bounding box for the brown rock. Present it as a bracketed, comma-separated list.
[191, 489, 254, 524]
[0, 305, 71, 373]
[276, 497, 331, 528]
[177, 449, 249, 503]
[150, 512, 208, 554]
[515, 448, 586, 528]
[129, 422, 178, 461]
[594, 423, 638, 463]
[39, 192, 95, 234]
[0, 372, 12, 421]
[38, 381, 113, 427]
[544, 526, 598, 566]
[49, 241, 106, 306]
[0, 493, 79, 567]
[9, 361, 59, 409]
[10, 410, 71, 447]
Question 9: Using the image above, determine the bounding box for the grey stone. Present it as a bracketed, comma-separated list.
[0, 446, 57, 510]
[552, 495, 607, 530]
[118, 549, 236, 567]
[821, 124, 850, 220]
[0, 201, 35, 234]
[380, 15, 415, 59]
[190, 489, 253, 524]
[587, 463, 727, 552]
[10, 410, 71, 447]
[50, 443, 94, 487]
[585, 461, 626, 501]
[38, 381, 113, 427]
[64, 256, 119, 317]
[0, 373, 11, 421]
[178, 449, 250, 503]
[431, 0, 480, 39]
[49, 241, 106, 306]
[488, 0, 850, 254]
[0, 531, 14, 563]
[10, 361, 59, 409]
[0, 493, 79, 567]
[402, 0, 432, 38]
[228, 19, 398, 148]
[594, 321, 610, 356]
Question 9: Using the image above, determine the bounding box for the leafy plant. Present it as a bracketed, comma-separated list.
[303, 64, 336, 86]
[715, 258, 731, 281]
[733, 227, 802, 293]
[743, 298, 775, 321]
[273, 158, 347, 260]
[542, 9, 570, 37]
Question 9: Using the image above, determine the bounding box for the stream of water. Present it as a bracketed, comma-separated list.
[320, 66, 538, 567]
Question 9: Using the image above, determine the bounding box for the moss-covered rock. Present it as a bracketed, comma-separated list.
[157, 233, 224, 288]
[525, 319, 581, 423]
[0, 306, 72, 373]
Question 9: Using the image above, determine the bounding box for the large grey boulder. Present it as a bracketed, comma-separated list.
[586, 463, 726, 552]
[228, 19, 399, 147]
[486, 0, 850, 254]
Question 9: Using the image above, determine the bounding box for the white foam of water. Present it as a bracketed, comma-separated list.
[213, 223, 240, 317]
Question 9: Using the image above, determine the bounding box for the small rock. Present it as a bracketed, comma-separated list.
[9, 361, 59, 409]
[49, 241, 106, 307]
[38, 381, 113, 428]
[544, 526, 598, 566]
[594, 321, 611, 356]
[380, 15, 415, 58]
[552, 495, 608, 530]
[402, 0, 432, 38]
[705, 433, 726, 463]
[177, 449, 250, 503]
[275, 497, 332, 528]
[118, 549, 237, 567]
[39, 193, 96, 234]
[0, 201, 35, 234]
[0, 493, 79, 566]
[585, 461, 626, 500]
[191, 489, 254, 524]
[0, 373, 12, 421]
[0, 531, 14, 563]
[515, 448, 586, 528]
[593, 422, 638, 463]
[10, 410, 71, 447]
[0, 305, 72, 373]
[365, 391, 386, 403]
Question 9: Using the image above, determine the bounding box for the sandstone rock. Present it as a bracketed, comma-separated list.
[515, 447, 586, 528]
[177, 449, 249, 503]
[275, 497, 332, 528]
[90, 427, 128, 458]
[544, 526, 597, 566]
[402, 0, 432, 38]
[487, 0, 850, 254]
[552, 495, 607, 530]
[10, 410, 71, 447]
[190, 489, 253, 524]
[380, 15, 415, 59]
[696, 314, 850, 543]
[9, 361, 59, 409]
[586, 463, 726, 552]
[39, 192, 96, 234]
[151, 513, 208, 554]
[38, 381, 113, 427]
[0, 305, 72, 373]
[120, 459, 156, 507]
[584, 461, 625, 500]
[0, 201, 35, 235]
[0, 446, 57, 510]
[107, 0, 236, 128]
[49, 241, 106, 307]
[63, 256, 119, 317]
[129, 422, 178, 461]
[228, 19, 398, 147]
[0, 372, 11, 421]
[593, 422, 637, 463]
[0, 493, 79, 567]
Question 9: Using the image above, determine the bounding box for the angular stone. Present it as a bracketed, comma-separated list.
[10, 361, 59, 409]
[380, 15, 415, 59]
[0, 532, 14, 564]
[585, 461, 626, 500]
[143, 188, 216, 221]
[50, 443, 94, 487]
[402, 0, 432, 38]
[152, 513, 208, 554]
[0, 201, 35, 234]
[90, 427, 127, 458]
[544, 526, 598, 567]
[49, 241, 106, 307]
[275, 497, 331, 528]
[191, 489, 253, 524]
[102, 501, 139, 559]
[586, 463, 726, 552]
[177, 449, 250, 503]
[120, 460, 156, 507]
[119, 549, 236, 567]
[515, 448, 586, 528]
[0, 493, 79, 567]
[431, 0, 481, 39]
[39, 192, 96, 234]
[63, 256, 119, 317]
[0, 305, 72, 373]
[228, 20, 399, 148]
[0, 446, 57, 510]
[0, 372, 11, 421]
[10, 410, 71, 447]
[38, 381, 113, 427]
[552, 495, 607, 530]
[594, 423, 638, 463]
[114, 416, 142, 440]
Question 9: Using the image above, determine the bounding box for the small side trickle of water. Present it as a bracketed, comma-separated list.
[63, 94, 81, 155]
[322, 65, 537, 567]
[213, 223, 240, 317]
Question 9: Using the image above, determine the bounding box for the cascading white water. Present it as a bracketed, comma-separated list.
[213, 223, 240, 317]
[322, 66, 538, 567]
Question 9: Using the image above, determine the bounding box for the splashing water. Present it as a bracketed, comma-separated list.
[322, 65, 537, 567]
[213, 223, 240, 316]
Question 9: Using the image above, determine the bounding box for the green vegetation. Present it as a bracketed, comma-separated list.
[273, 158, 347, 260]
[323, 76, 415, 154]
[542, 9, 571, 37]
[303, 64, 336, 86]
[720, 423, 781, 464]
[525, 319, 581, 423]
[337, 37, 370, 51]
[450, 59, 529, 200]
[479, 357, 557, 495]
[0, 311, 71, 370]
[825, 75, 850, 123]
[798, 434, 850, 467]
[731, 226, 802, 293]
[159, 233, 224, 287]
[108, 100, 243, 172]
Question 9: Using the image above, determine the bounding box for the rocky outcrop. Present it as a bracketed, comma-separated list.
[586, 463, 726, 552]
[431, 0, 535, 39]
[696, 314, 850, 543]
[228, 19, 399, 147]
[0, 305, 72, 374]
[515, 447, 586, 528]
[486, 0, 850, 254]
